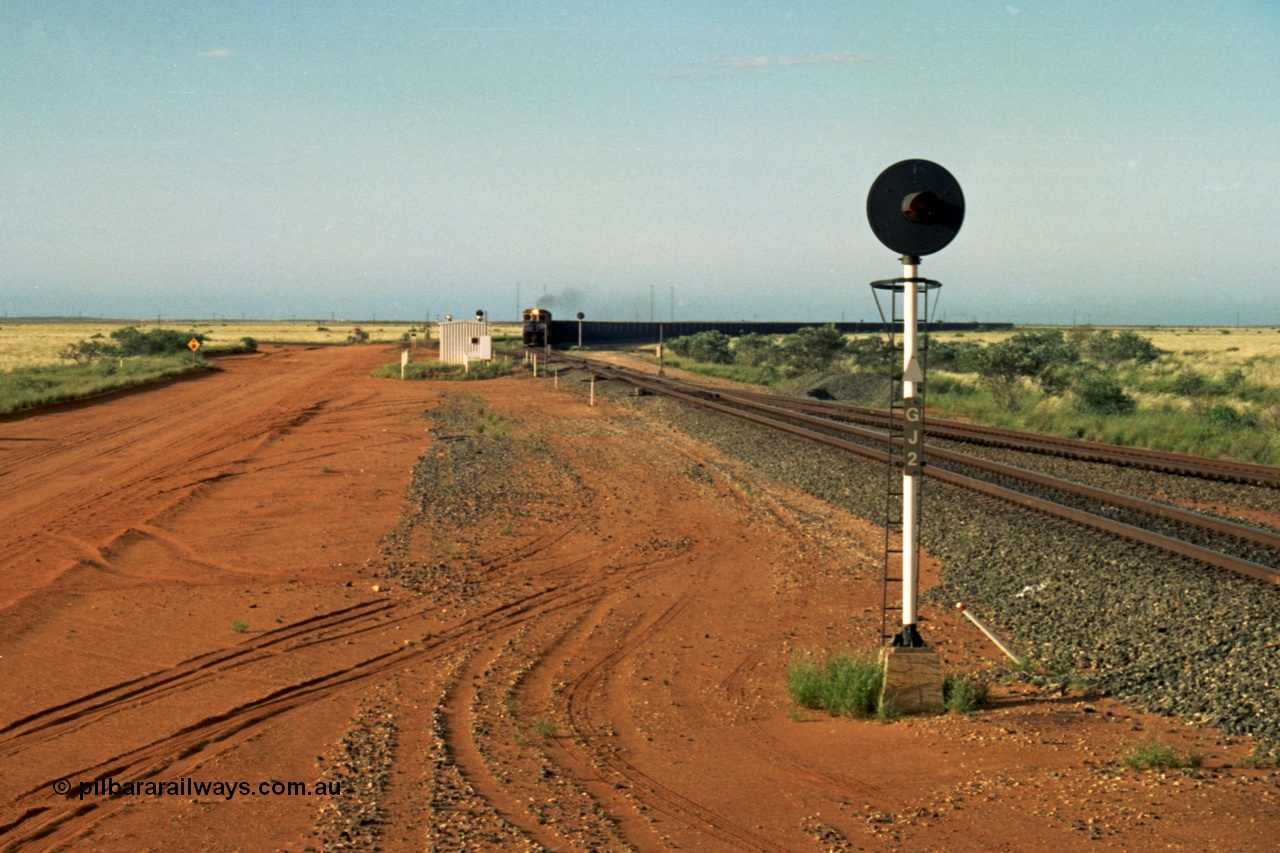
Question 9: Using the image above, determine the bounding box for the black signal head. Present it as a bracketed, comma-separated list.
[867, 160, 964, 257]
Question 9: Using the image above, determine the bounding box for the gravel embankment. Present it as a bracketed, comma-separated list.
[930, 436, 1280, 534]
[575, 376, 1280, 749]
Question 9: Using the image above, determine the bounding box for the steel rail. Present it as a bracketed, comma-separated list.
[704, 387, 1280, 488]
[546, 355, 1280, 586]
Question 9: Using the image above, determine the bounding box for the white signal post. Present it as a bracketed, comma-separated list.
[867, 160, 964, 652]
[900, 255, 923, 647]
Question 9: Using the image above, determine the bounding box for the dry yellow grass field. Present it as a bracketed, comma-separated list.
[0, 322, 120, 370]
[0, 320, 531, 371]
[930, 325, 1280, 375]
[0, 320, 413, 370]
[1143, 327, 1280, 376]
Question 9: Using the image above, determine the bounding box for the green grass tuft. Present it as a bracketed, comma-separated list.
[786, 648, 883, 719]
[1121, 734, 1204, 770]
[372, 359, 515, 381]
[943, 673, 990, 713]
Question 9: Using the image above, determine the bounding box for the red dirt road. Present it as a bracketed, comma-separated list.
[0, 345, 1275, 851]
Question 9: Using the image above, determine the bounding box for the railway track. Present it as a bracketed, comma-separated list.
[702, 387, 1280, 489]
[539, 350, 1280, 587]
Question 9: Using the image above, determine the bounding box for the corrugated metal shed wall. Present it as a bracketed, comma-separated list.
[439, 321, 492, 365]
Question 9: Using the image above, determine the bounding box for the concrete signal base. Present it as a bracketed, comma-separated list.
[879, 646, 945, 715]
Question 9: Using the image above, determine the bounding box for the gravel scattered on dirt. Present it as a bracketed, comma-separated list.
[313, 695, 400, 852]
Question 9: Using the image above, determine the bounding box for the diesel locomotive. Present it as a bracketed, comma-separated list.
[521, 308, 552, 347]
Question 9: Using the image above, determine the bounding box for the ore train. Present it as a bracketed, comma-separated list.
[521, 307, 552, 347]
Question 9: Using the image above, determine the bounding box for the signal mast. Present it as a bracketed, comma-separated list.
[865, 159, 965, 711]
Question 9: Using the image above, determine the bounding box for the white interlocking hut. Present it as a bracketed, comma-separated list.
[438, 319, 492, 366]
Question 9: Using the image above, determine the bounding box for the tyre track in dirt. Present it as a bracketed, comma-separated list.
[0, 350, 361, 612]
[3, 428, 652, 849]
[0, 569, 629, 849]
[398, 414, 720, 849]
[0, 599, 396, 747]
[488, 408, 858, 851]
[0, 353, 413, 595]
[444, 621, 591, 851]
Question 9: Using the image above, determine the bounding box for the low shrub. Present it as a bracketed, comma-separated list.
[927, 339, 985, 373]
[1204, 403, 1255, 428]
[846, 335, 895, 372]
[732, 333, 783, 368]
[109, 326, 204, 356]
[59, 326, 205, 362]
[928, 373, 975, 397]
[781, 325, 848, 373]
[668, 330, 733, 364]
[1084, 329, 1161, 365]
[1078, 376, 1137, 415]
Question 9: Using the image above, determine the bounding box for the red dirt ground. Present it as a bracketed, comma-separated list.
[0, 344, 1276, 851]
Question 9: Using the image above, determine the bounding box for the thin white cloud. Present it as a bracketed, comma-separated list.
[708, 53, 876, 70]
[196, 48, 235, 59]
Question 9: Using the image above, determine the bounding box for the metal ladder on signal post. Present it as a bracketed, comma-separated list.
[871, 276, 940, 645]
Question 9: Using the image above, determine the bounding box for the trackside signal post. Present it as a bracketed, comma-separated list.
[866, 159, 964, 712]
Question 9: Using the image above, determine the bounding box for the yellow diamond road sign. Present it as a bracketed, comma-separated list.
[187, 338, 201, 352]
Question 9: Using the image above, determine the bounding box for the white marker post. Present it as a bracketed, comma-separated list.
[955, 602, 1022, 664]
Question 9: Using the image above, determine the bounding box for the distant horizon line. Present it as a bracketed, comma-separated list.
[3, 315, 1277, 331]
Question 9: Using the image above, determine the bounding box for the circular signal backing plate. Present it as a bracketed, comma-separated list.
[866, 159, 965, 257]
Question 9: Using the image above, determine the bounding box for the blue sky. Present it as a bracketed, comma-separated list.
[2, 1, 1277, 324]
